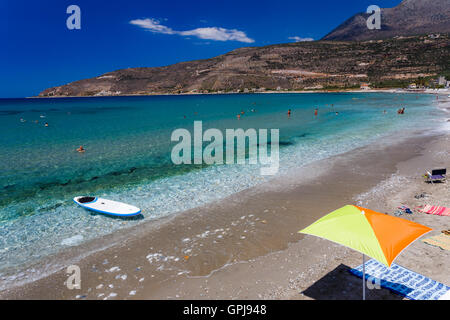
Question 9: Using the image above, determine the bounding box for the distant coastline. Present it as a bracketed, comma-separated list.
[29, 87, 450, 99]
[35, 33, 450, 99]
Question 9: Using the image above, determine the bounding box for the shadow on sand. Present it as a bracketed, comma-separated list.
[301, 264, 404, 300]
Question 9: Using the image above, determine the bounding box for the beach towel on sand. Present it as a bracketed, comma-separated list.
[439, 290, 450, 300]
[422, 234, 450, 251]
[349, 259, 450, 300]
[419, 205, 450, 216]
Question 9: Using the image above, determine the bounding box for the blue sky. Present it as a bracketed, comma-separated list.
[0, 0, 401, 98]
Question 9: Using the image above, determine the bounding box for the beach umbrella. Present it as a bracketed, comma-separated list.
[299, 205, 432, 300]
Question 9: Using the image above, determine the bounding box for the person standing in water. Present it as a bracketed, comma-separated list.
[314, 108, 318, 117]
[287, 109, 292, 118]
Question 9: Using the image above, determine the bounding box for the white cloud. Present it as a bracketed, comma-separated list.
[288, 36, 314, 42]
[180, 27, 253, 43]
[130, 18, 254, 43]
[129, 18, 175, 34]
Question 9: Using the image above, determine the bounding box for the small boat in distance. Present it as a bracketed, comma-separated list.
[73, 196, 141, 217]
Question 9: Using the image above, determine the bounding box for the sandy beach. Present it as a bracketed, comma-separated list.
[1, 95, 449, 300]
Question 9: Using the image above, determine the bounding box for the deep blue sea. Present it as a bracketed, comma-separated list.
[0, 92, 446, 285]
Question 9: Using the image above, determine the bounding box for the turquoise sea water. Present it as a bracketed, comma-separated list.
[0, 93, 445, 284]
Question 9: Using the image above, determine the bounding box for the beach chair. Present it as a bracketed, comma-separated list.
[425, 168, 446, 183]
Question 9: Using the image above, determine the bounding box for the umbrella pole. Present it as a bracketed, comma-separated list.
[362, 254, 366, 300]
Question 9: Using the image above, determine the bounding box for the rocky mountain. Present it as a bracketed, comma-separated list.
[38, 34, 449, 97]
[322, 0, 450, 41]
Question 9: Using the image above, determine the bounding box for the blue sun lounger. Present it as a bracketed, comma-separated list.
[425, 168, 446, 183]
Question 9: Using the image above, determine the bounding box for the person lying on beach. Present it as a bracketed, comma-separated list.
[76, 146, 85, 153]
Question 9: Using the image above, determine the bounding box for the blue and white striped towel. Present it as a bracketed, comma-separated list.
[349, 259, 450, 300]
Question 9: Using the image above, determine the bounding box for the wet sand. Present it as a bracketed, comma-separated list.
[1, 98, 449, 300]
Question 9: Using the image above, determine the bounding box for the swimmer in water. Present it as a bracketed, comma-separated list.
[44, 122, 49, 127]
[76, 146, 85, 153]
[314, 108, 318, 117]
[287, 109, 292, 118]
[397, 107, 405, 115]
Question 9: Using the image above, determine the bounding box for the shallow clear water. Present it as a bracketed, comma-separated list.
[0, 92, 445, 280]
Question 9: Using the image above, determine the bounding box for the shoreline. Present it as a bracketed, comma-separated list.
[1, 95, 449, 300]
[24, 88, 450, 99]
